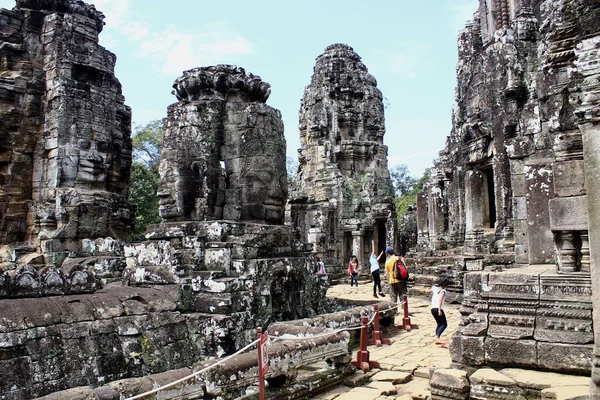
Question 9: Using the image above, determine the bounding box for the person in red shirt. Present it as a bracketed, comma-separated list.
[347, 256, 359, 287]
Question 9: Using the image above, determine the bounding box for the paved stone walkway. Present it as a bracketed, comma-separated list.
[316, 283, 461, 399]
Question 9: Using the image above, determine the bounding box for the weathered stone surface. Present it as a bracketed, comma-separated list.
[288, 43, 396, 272]
[157, 65, 286, 225]
[34, 386, 98, 400]
[429, 368, 469, 400]
[0, 285, 206, 399]
[540, 385, 590, 400]
[0, 0, 133, 296]
[548, 196, 589, 231]
[499, 368, 590, 391]
[370, 371, 412, 384]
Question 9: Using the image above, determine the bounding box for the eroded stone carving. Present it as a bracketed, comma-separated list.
[157, 65, 286, 224]
[0, 0, 134, 296]
[414, 0, 600, 379]
[289, 43, 397, 269]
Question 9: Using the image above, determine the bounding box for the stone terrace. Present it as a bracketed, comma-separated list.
[316, 284, 590, 400]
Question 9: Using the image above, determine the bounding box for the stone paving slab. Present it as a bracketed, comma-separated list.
[320, 284, 458, 398]
[366, 381, 397, 395]
[370, 371, 412, 384]
[500, 368, 590, 390]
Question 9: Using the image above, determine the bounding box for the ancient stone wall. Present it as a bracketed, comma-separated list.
[289, 44, 397, 269]
[416, 0, 600, 381]
[0, 0, 133, 296]
[418, 0, 599, 269]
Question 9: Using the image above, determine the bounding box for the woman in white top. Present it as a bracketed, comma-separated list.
[426, 277, 450, 347]
[370, 240, 385, 298]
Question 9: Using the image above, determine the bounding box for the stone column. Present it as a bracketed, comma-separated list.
[580, 121, 600, 399]
[573, 36, 600, 399]
[464, 170, 485, 255]
[428, 182, 447, 250]
[557, 231, 577, 273]
[416, 192, 429, 248]
[581, 231, 591, 273]
[351, 230, 363, 264]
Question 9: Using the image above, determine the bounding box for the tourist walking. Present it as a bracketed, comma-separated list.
[384, 247, 407, 305]
[347, 255, 359, 287]
[370, 241, 385, 298]
[316, 257, 326, 275]
[426, 277, 450, 348]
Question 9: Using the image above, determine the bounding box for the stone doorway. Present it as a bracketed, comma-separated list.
[482, 167, 496, 230]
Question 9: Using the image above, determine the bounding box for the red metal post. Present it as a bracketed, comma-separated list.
[367, 304, 391, 346]
[397, 294, 419, 331]
[256, 328, 266, 400]
[351, 316, 380, 372]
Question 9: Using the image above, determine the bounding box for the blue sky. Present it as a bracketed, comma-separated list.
[0, 0, 479, 177]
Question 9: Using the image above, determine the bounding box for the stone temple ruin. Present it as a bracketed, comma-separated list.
[289, 43, 397, 271]
[411, 0, 600, 398]
[0, 0, 134, 297]
[0, 1, 331, 398]
[3, 0, 600, 398]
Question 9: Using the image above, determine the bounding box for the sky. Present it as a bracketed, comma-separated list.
[0, 0, 479, 177]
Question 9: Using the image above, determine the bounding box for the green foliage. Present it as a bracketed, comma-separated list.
[132, 120, 163, 170]
[286, 156, 298, 187]
[128, 121, 163, 241]
[390, 164, 418, 197]
[392, 165, 430, 221]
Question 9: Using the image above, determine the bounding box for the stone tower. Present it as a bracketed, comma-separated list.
[157, 65, 287, 224]
[289, 43, 396, 267]
[125, 65, 327, 353]
[0, 0, 133, 296]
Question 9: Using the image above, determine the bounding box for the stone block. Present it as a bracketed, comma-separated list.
[524, 165, 555, 264]
[513, 196, 527, 220]
[499, 368, 590, 391]
[548, 196, 589, 231]
[370, 370, 412, 384]
[485, 338, 537, 368]
[509, 159, 525, 175]
[515, 244, 529, 263]
[470, 368, 523, 399]
[451, 335, 485, 365]
[465, 260, 483, 271]
[537, 342, 593, 374]
[552, 160, 586, 197]
[485, 271, 540, 301]
[541, 385, 590, 400]
[429, 368, 470, 400]
[365, 380, 397, 395]
[511, 174, 526, 197]
[34, 386, 98, 400]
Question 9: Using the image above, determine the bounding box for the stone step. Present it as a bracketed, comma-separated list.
[413, 275, 438, 286]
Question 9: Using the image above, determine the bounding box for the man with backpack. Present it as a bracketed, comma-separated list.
[384, 247, 408, 306]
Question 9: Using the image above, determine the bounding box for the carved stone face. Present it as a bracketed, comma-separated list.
[157, 162, 184, 219]
[239, 154, 287, 223]
[75, 139, 108, 187]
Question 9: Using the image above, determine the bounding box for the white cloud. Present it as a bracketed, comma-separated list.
[94, 2, 253, 76]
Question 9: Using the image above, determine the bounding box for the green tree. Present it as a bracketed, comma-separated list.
[128, 120, 163, 241]
[286, 156, 299, 188]
[390, 165, 430, 221]
[389, 164, 418, 197]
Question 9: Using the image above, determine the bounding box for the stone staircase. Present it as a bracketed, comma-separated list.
[405, 248, 515, 304]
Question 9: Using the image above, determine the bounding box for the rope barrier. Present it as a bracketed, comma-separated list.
[124, 338, 261, 400]
[124, 300, 406, 399]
